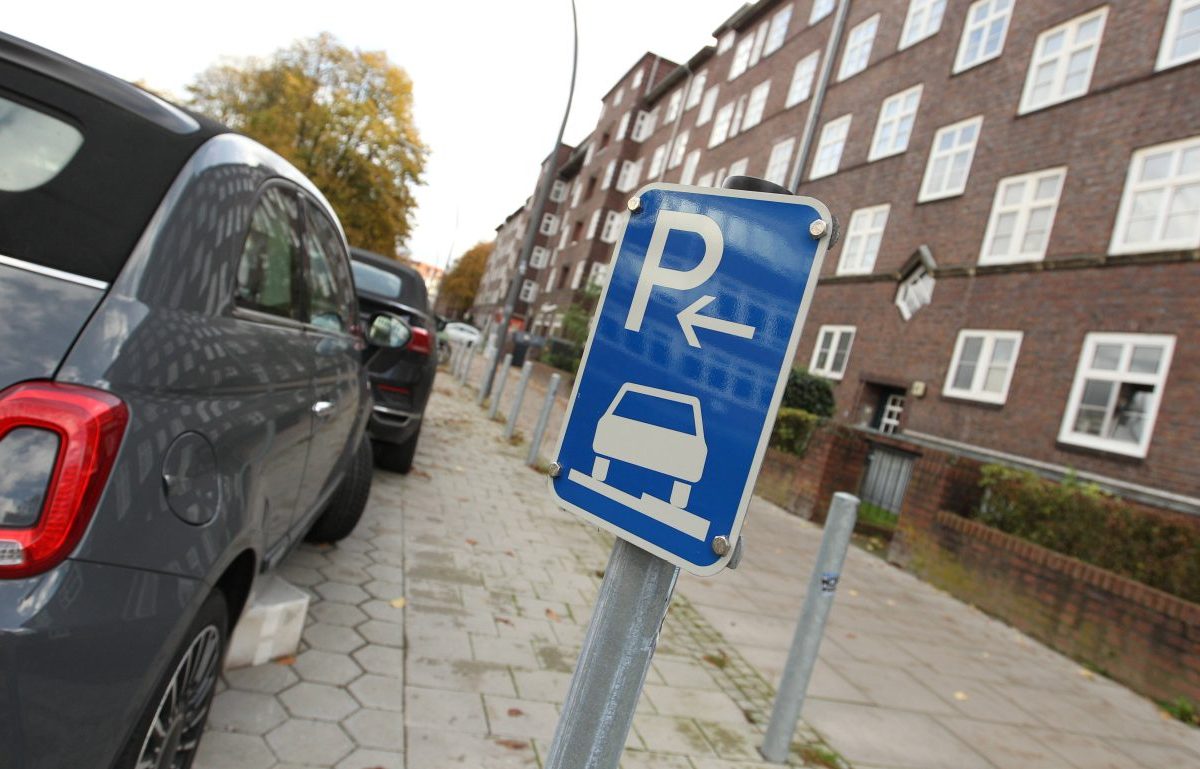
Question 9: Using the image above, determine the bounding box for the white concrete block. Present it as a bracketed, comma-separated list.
[225, 575, 309, 670]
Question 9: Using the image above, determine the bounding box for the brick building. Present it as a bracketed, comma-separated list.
[480, 0, 1200, 512]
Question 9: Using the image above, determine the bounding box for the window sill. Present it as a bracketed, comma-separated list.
[940, 392, 1007, 409]
[1055, 434, 1148, 461]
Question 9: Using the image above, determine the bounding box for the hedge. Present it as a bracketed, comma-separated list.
[975, 465, 1200, 604]
[769, 407, 822, 457]
[781, 368, 834, 418]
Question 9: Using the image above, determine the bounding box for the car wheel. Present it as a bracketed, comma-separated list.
[304, 434, 373, 543]
[115, 589, 227, 769]
[374, 424, 421, 474]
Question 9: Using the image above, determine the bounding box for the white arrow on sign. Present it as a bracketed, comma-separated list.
[677, 295, 756, 348]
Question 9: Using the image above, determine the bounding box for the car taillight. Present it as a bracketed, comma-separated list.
[0, 382, 128, 578]
[409, 326, 432, 355]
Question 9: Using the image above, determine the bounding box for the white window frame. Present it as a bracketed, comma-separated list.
[519, 279, 538, 303]
[539, 213, 558, 236]
[1109, 135, 1200, 254]
[570, 180, 583, 209]
[530, 246, 550, 269]
[764, 137, 795, 187]
[810, 114, 851, 180]
[686, 70, 708, 110]
[668, 130, 689, 170]
[616, 111, 631, 141]
[586, 209, 601, 240]
[918, 115, 983, 202]
[697, 85, 720, 126]
[786, 51, 820, 107]
[727, 158, 749, 179]
[1018, 8, 1108, 115]
[729, 35, 755, 80]
[601, 159, 616, 190]
[1157, 0, 1200, 71]
[696, 171, 716, 188]
[809, 325, 855, 380]
[570, 261, 586, 290]
[742, 81, 771, 131]
[869, 84, 923, 162]
[895, 265, 935, 321]
[616, 159, 643, 193]
[718, 30, 736, 54]
[979, 167, 1067, 265]
[709, 102, 735, 148]
[838, 14, 880, 81]
[838, 205, 890, 274]
[665, 89, 684, 123]
[600, 211, 624, 244]
[680, 150, 701, 185]
[954, 0, 1013, 73]
[613, 86, 625, 107]
[765, 5, 793, 55]
[943, 330, 1023, 404]
[648, 144, 668, 178]
[749, 22, 770, 69]
[632, 109, 659, 142]
[588, 261, 608, 289]
[549, 180, 568, 203]
[900, 0, 947, 50]
[545, 266, 558, 292]
[810, 0, 834, 25]
[632, 68, 644, 89]
[1058, 333, 1176, 458]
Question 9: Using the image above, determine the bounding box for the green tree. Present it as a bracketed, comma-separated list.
[438, 241, 491, 318]
[187, 33, 426, 256]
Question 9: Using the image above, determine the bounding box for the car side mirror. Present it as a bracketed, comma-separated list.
[367, 313, 412, 348]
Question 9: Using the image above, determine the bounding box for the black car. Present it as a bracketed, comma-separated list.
[0, 33, 412, 769]
[350, 248, 438, 473]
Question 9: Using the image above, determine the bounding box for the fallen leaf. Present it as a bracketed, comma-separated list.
[845, 632, 857, 640]
[953, 691, 969, 701]
[848, 589, 859, 597]
[466, 538, 478, 546]
[505, 550, 516, 557]
[545, 608, 562, 622]
[507, 707, 525, 717]
[495, 738, 529, 750]
[389, 597, 407, 608]
[1078, 668, 1095, 680]
[496, 616, 514, 626]
[275, 655, 297, 666]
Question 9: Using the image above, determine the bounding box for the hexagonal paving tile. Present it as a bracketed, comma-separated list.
[309, 601, 369, 627]
[265, 719, 353, 766]
[223, 662, 299, 695]
[357, 619, 406, 648]
[315, 582, 371, 605]
[279, 681, 361, 721]
[292, 649, 363, 686]
[348, 674, 407, 712]
[303, 622, 366, 654]
[343, 708, 406, 752]
[334, 747, 404, 769]
[193, 731, 275, 769]
[207, 690, 288, 735]
[352, 645, 406, 677]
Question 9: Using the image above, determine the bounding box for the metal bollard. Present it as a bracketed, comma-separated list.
[760, 492, 859, 763]
[450, 343, 464, 377]
[460, 342, 478, 385]
[453, 343, 466, 381]
[487, 354, 513, 419]
[526, 373, 561, 466]
[504, 361, 533, 440]
[477, 348, 499, 406]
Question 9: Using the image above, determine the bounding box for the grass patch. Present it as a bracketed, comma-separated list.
[797, 743, 844, 768]
[1161, 696, 1200, 728]
[858, 501, 899, 530]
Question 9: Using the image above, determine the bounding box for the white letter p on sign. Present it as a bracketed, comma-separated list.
[624, 211, 723, 333]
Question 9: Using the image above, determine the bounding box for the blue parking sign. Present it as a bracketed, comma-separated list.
[549, 183, 832, 575]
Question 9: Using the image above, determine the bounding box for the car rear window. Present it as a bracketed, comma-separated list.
[352, 260, 404, 300]
[0, 95, 82, 192]
[612, 391, 697, 434]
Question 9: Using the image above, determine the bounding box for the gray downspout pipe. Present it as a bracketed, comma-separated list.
[787, 0, 853, 193]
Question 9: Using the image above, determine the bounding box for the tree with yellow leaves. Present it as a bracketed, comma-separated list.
[437, 241, 492, 318]
[187, 33, 426, 256]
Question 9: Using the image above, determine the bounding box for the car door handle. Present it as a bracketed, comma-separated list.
[312, 400, 335, 418]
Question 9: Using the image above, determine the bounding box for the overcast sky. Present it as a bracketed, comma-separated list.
[6, 0, 746, 267]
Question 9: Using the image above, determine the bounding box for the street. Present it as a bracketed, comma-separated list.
[196, 375, 1200, 769]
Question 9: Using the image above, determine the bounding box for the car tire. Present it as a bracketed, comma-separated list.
[374, 424, 421, 474]
[115, 589, 227, 769]
[304, 434, 373, 543]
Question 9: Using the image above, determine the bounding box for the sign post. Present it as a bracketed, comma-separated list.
[543, 179, 832, 768]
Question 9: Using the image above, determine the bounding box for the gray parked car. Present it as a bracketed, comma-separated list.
[0, 34, 410, 769]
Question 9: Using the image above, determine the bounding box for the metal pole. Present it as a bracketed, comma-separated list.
[543, 539, 679, 769]
[526, 373, 561, 466]
[477, 346, 498, 406]
[487, 353, 513, 418]
[786, 0, 852, 193]
[451, 343, 465, 377]
[461, 341, 478, 385]
[504, 361, 534, 440]
[760, 492, 859, 763]
[481, 0, 579, 403]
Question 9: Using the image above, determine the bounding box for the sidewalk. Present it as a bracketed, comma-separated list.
[196, 376, 1200, 768]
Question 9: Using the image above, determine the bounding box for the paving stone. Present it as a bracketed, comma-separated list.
[352, 644, 406, 677]
[803, 700, 991, 769]
[343, 708, 406, 751]
[349, 674, 407, 712]
[223, 662, 299, 694]
[266, 719, 353, 766]
[315, 582, 371, 605]
[279, 681, 360, 721]
[308, 601, 368, 628]
[356, 618, 408, 648]
[407, 658, 517, 697]
[303, 622, 366, 654]
[483, 694, 560, 741]
[292, 649, 363, 686]
[407, 727, 539, 768]
[207, 690, 288, 735]
[633, 713, 714, 756]
[405, 686, 488, 735]
[334, 747, 406, 769]
[471, 634, 540, 669]
[193, 731, 276, 769]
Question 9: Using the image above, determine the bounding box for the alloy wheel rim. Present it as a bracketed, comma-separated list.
[135, 625, 221, 769]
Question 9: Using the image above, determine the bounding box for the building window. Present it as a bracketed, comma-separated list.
[786, 51, 820, 107]
[955, 0, 1013, 72]
[600, 211, 624, 243]
[571, 180, 582, 208]
[869, 84, 923, 161]
[838, 14, 880, 81]
[895, 265, 935, 320]
[686, 70, 708, 110]
[570, 261, 586, 290]
[586, 209, 601, 240]
[1058, 333, 1176, 458]
[901, 0, 947, 49]
[742, 81, 771, 131]
[583, 142, 595, 167]
[665, 89, 684, 123]
[1158, 0, 1200, 70]
[709, 102, 735, 148]
[696, 171, 716, 188]
[680, 150, 702, 185]
[944, 330, 1022, 404]
[810, 325, 855, 379]
[729, 35, 755, 80]
[613, 86, 625, 107]
[550, 180, 568, 203]
[588, 262, 608, 289]
[668, 130, 689, 169]
[632, 109, 656, 142]
[519, 279, 538, 303]
[601, 159, 617, 190]
[530, 246, 550, 269]
[765, 5, 793, 55]
[810, 0, 834, 25]
[632, 68, 644, 89]
[727, 158, 749, 180]
[1019, 8, 1108, 115]
[545, 266, 558, 292]
[571, 219, 584, 243]
[919, 115, 982, 202]
[1110, 136, 1200, 254]
[765, 138, 795, 187]
[559, 225, 570, 250]
[616, 159, 643, 193]
[748, 21, 770, 69]
[648, 144, 668, 178]
[697, 86, 720, 126]
[539, 213, 558, 236]
[718, 30, 736, 54]
[810, 114, 851, 179]
[838, 205, 889, 274]
[980, 167, 1066, 265]
[616, 112, 631, 141]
